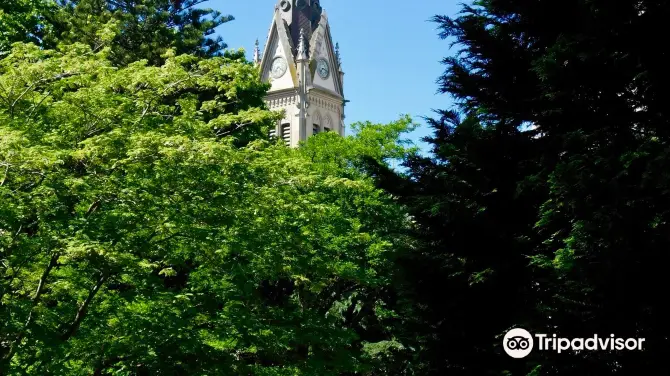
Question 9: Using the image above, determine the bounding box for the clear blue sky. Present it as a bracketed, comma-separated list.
[204, 0, 461, 150]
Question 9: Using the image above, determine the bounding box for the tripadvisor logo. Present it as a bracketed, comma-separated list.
[503, 328, 645, 359]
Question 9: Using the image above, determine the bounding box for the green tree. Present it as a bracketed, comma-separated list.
[435, 1, 670, 374]
[0, 41, 416, 374]
[371, 0, 670, 375]
[50, 0, 234, 66]
[0, 0, 56, 52]
[1, 0, 233, 66]
[369, 111, 545, 376]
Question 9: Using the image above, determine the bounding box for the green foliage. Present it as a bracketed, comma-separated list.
[370, 0, 670, 375]
[0, 0, 233, 66]
[0, 0, 56, 52]
[50, 0, 235, 66]
[301, 115, 418, 176]
[370, 111, 544, 375]
[0, 41, 415, 374]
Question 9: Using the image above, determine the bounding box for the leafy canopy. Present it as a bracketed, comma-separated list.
[0, 0, 56, 52]
[0, 40, 416, 375]
[1, 0, 234, 66]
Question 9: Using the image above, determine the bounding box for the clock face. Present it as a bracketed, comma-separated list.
[270, 57, 287, 79]
[316, 59, 329, 79]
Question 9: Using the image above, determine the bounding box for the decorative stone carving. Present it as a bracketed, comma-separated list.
[280, 0, 291, 11]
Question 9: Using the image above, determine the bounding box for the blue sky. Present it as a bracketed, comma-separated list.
[204, 0, 461, 150]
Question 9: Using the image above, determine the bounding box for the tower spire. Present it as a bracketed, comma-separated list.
[297, 28, 308, 61]
[296, 27, 309, 143]
[253, 38, 261, 65]
[335, 42, 342, 67]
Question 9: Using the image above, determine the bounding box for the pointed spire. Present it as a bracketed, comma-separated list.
[335, 42, 342, 66]
[297, 28, 308, 61]
[253, 39, 261, 65]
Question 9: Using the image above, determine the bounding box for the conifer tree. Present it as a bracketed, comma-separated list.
[372, 1, 670, 374]
[51, 0, 234, 66]
[0, 0, 55, 51]
[1, 0, 233, 66]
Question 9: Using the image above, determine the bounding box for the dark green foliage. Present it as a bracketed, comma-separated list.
[371, 0, 670, 374]
[51, 0, 234, 66]
[1, 0, 233, 66]
[370, 111, 546, 376]
[0, 0, 56, 51]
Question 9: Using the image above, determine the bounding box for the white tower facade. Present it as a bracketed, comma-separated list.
[258, 0, 345, 147]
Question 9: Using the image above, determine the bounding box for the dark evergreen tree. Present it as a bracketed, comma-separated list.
[0, 0, 56, 52]
[369, 112, 547, 376]
[372, 0, 670, 374]
[1, 0, 233, 65]
[51, 0, 234, 65]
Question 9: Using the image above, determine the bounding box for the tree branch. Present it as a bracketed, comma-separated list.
[0, 164, 8, 187]
[27, 91, 52, 118]
[93, 355, 132, 375]
[2, 252, 60, 362]
[9, 73, 75, 117]
[133, 103, 150, 126]
[16, 171, 46, 192]
[215, 121, 255, 137]
[150, 232, 185, 245]
[86, 200, 101, 218]
[61, 272, 109, 341]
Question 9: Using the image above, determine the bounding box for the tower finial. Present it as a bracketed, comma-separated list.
[297, 28, 308, 61]
[335, 42, 341, 66]
[253, 38, 261, 65]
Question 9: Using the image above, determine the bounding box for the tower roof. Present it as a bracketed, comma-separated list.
[277, 0, 323, 57]
[296, 28, 308, 61]
[259, 0, 344, 98]
[253, 39, 261, 65]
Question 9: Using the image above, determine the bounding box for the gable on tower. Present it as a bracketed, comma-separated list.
[259, 10, 299, 91]
[308, 12, 343, 97]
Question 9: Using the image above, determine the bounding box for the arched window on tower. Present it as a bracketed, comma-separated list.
[281, 123, 291, 145]
[313, 111, 322, 136]
[324, 115, 333, 133]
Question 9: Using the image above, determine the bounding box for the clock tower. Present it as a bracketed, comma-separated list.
[256, 0, 345, 147]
